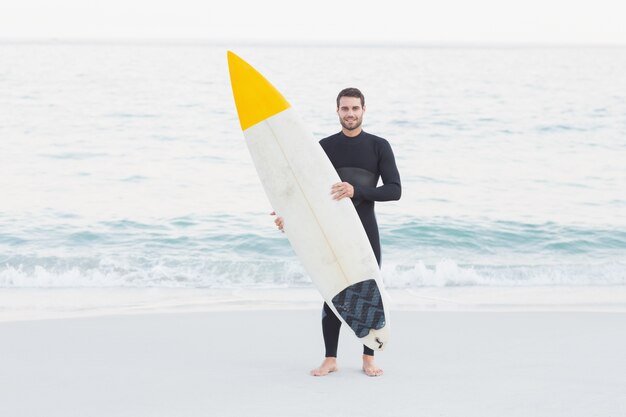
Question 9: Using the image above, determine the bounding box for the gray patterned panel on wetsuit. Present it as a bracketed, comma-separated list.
[331, 279, 386, 338]
[336, 167, 377, 206]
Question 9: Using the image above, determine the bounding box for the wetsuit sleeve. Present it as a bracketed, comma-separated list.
[353, 140, 401, 202]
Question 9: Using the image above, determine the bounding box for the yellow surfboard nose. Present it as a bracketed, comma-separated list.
[227, 51, 291, 131]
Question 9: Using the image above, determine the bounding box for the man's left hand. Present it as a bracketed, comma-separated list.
[331, 182, 354, 200]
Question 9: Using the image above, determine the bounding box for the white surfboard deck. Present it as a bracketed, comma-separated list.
[245, 109, 391, 351]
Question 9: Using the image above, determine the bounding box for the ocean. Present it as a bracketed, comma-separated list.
[1, 42, 625, 288]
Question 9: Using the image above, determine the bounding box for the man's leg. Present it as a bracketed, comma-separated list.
[361, 308, 383, 376]
[311, 303, 341, 376]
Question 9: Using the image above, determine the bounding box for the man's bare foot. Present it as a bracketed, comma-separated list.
[362, 354, 383, 377]
[310, 357, 338, 376]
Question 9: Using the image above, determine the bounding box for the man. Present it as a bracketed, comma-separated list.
[272, 87, 401, 377]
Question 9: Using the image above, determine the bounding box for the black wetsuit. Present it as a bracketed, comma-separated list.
[319, 130, 401, 357]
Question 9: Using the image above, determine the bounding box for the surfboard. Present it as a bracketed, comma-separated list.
[227, 51, 390, 351]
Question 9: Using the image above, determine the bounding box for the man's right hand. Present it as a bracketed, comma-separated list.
[270, 211, 284, 232]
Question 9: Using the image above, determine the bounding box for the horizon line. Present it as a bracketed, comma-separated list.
[1, 37, 625, 48]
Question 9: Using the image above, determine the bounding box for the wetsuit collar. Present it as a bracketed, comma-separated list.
[340, 130, 365, 141]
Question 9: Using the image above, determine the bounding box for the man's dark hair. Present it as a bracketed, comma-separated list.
[336, 88, 365, 108]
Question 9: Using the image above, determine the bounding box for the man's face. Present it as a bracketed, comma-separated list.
[337, 96, 365, 131]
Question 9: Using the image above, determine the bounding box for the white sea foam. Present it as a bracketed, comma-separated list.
[382, 259, 626, 288]
[2, 257, 625, 289]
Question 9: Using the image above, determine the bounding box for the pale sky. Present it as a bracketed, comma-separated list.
[1, 0, 625, 44]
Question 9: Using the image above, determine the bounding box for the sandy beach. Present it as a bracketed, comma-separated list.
[1, 287, 625, 417]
